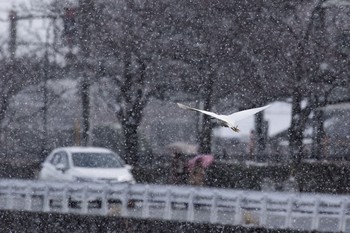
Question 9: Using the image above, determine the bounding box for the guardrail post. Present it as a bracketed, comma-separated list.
[285, 196, 293, 228]
[100, 185, 108, 215]
[339, 198, 347, 232]
[187, 189, 195, 222]
[234, 195, 242, 225]
[24, 185, 32, 211]
[81, 185, 88, 214]
[121, 185, 129, 217]
[62, 185, 69, 213]
[6, 185, 13, 210]
[164, 188, 172, 220]
[142, 185, 150, 218]
[210, 191, 218, 224]
[311, 198, 320, 230]
[260, 195, 267, 226]
[43, 185, 50, 212]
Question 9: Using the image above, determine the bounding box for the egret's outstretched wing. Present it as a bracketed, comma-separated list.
[226, 105, 271, 123]
[177, 103, 225, 121]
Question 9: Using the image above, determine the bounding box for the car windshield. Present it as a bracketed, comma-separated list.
[72, 152, 124, 168]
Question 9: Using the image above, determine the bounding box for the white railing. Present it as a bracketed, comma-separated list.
[0, 179, 350, 232]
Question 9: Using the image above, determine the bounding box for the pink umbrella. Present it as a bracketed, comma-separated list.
[188, 154, 214, 171]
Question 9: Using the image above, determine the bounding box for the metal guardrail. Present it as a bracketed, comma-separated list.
[0, 179, 350, 232]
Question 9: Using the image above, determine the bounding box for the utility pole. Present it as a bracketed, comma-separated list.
[41, 24, 51, 158]
[1, 10, 18, 152]
[9, 10, 17, 60]
[7, 10, 60, 157]
[0, 10, 16, 150]
[78, 0, 95, 146]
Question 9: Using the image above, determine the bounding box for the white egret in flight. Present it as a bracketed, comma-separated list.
[177, 103, 271, 133]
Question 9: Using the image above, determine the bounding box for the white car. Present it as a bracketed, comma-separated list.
[39, 147, 136, 184]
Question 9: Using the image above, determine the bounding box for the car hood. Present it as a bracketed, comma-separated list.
[71, 167, 134, 183]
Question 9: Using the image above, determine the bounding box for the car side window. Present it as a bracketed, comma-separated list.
[50, 153, 61, 166]
[59, 153, 69, 169]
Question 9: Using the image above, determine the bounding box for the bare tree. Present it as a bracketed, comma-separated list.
[157, 0, 290, 153]
[0, 56, 43, 146]
[76, 0, 178, 165]
[263, 0, 350, 171]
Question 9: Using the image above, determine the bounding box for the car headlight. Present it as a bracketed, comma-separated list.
[129, 179, 136, 184]
[74, 176, 94, 183]
[118, 176, 136, 184]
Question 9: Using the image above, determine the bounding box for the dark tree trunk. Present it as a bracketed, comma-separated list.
[312, 95, 327, 160]
[312, 108, 324, 159]
[122, 123, 139, 165]
[118, 54, 148, 166]
[255, 112, 266, 156]
[199, 75, 213, 154]
[287, 0, 328, 173]
[120, 94, 144, 166]
[289, 90, 314, 173]
[289, 88, 304, 172]
[0, 97, 9, 127]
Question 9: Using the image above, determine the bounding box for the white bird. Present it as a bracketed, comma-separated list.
[177, 103, 271, 133]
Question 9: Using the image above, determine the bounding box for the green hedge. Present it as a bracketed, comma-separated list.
[297, 162, 350, 193]
[205, 162, 290, 190]
[0, 162, 40, 179]
[205, 161, 350, 194]
[132, 161, 350, 194]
